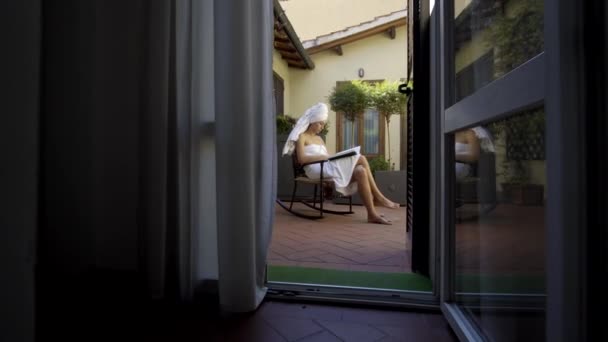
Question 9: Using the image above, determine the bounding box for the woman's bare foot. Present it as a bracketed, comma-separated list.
[368, 215, 392, 225]
[376, 198, 400, 209]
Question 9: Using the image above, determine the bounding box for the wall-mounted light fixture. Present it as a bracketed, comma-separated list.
[358, 68, 364, 78]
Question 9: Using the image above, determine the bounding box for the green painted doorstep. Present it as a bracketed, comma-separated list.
[267, 265, 432, 291]
[456, 273, 545, 294]
[267, 266, 545, 294]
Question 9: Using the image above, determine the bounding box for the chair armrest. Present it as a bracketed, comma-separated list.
[328, 150, 357, 161]
[301, 159, 328, 168]
[300, 151, 357, 167]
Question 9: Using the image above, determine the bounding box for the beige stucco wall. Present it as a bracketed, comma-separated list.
[454, 0, 473, 18]
[455, 33, 491, 74]
[279, 0, 406, 41]
[272, 50, 292, 115]
[286, 25, 407, 169]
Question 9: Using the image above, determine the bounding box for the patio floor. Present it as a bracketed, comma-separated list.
[269, 200, 546, 277]
[269, 201, 411, 273]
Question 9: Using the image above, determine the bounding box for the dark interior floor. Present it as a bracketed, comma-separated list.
[35, 270, 458, 342]
[208, 300, 458, 342]
[123, 300, 458, 341]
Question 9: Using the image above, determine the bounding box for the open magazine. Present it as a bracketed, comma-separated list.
[328, 146, 361, 161]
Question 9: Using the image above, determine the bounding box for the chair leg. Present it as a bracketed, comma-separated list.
[348, 194, 352, 212]
[319, 182, 324, 218]
[289, 181, 298, 210]
[279, 180, 355, 219]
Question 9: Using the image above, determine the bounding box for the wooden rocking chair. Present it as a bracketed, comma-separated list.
[276, 149, 355, 219]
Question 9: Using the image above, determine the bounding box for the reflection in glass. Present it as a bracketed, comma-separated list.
[453, 0, 544, 101]
[453, 108, 546, 341]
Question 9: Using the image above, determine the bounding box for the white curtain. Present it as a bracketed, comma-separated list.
[140, 0, 195, 300]
[214, 0, 276, 312]
[137, 0, 275, 310]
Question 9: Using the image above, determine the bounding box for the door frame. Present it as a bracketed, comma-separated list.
[431, 0, 590, 341]
[266, 0, 438, 308]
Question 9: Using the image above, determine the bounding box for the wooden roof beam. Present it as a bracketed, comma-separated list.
[287, 61, 307, 68]
[279, 50, 303, 60]
[281, 56, 304, 64]
[274, 41, 297, 52]
[274, 34, 290, 43]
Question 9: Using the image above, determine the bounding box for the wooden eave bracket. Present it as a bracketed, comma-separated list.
[333, 45, 343, 56]
[387, 26, 396, 39]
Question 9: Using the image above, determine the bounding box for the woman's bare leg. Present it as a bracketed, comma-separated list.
[352, 166, 391, 225]
[355, 155, 400, 209]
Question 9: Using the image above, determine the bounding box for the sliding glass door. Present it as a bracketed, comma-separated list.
[432, 0, 594, 339]
[433, 0, 556, 340]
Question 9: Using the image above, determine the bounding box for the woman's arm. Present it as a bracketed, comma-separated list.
[455, 129, 481, 163]
[296, 136, 328, 165]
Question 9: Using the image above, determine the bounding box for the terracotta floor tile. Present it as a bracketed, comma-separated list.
[270, 260, 300, 266]
[273, 202, 545, 278]
[348, 264, 404, 273]
[316, 320, 387, 342]
[295, 331, 343, 342]
[297, 261, 351, 270]
[263, 316, 324, 341]
[314, 253, 358, 264]
[341, 308, 423, 326]
[259, 301, 343, 321]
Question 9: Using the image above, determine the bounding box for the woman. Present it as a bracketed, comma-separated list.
[282, 102, 399, 225]
[455, 126, 495, 180]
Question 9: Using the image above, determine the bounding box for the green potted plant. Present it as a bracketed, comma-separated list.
[368, 155, 390, 177]
[328, 80, 370, 148]
[276, 114, 296, 136]
[368, 80, 409, 165]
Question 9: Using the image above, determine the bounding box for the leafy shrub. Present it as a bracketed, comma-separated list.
[320, 120, 330, 137]
[368, 155, 390, 177]
[276, 115, 296, 135]
[328, 81, 370, 122]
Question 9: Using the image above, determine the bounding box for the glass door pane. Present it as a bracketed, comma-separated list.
[342, 114, 360, 149]
[362, 109, 380, 155]
[454, 0, 544, 100]
[452, 107, 546, 341]
[441, 0, 547, 340]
